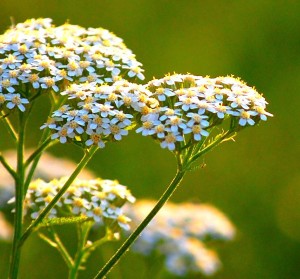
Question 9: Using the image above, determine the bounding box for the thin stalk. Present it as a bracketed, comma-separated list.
[18, 145, 98, 248]
[49, 227, 74, 269]
[93, 168, 186, 279]
[187, 129, 235, 167]
[68, 223, 92, 279]
[0, 153, 18, 180]
[1, 113, 18, 142]
[23, 95, 66, 194]
[8, 112, 27, 279]
[23, 137, 55, 195]
[24, 137, 52, 168]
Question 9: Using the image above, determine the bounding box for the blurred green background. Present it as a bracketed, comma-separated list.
[0, 0, 299, 278]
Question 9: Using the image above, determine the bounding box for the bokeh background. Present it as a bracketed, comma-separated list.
[0, 0, 299, 278]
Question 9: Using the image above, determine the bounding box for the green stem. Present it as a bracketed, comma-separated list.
[93, 168, 186, 279]
[49, 227, 74, 269]
[1, 112, 18, 142]
[8, 112, 27, 279]
[24, 137, 52, 168]
[0, 153, 18, 181]
[18, 145, 98, 249]
[23, 137, 55, 195]
[187, 129, 235, 168]
[69, 223, 92, 279]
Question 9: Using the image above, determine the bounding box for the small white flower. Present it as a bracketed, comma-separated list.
[235, 109, 257, 126]
[6, 93, 29, 112]
[51, 126, 75, 143]
[85, 132, 105, 148]
[104, 122, 128, 141]
[160, 132, 183, 151]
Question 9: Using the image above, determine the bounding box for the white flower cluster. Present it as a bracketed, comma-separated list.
[0, 18, 145, 112]
[138, 74, 273, 151]
[41, 80, 157, 147]
[24, 177, 135, 231]
[127, 200, 235, 277]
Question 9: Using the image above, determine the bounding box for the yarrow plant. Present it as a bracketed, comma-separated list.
[0, 18, 272, 279]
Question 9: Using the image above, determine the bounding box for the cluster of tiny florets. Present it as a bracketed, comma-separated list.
[138, 74, 273, 151]
[0, 18, 145, 113]
[41, 80, 157, 147]
[24, 177, 135, 231]
[127, 200, 235, 276]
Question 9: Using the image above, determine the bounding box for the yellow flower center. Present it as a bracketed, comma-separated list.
[165, 133, 176, 143]
[58, 69, 67, 77]
[41, 186, 53, 196]
[183, 98, 192, 105]
[44, 195, 53, 203]
[107, 93, 117, 101]
[58, 127, 68, 137]
[93, 116, 103, 125]
[192, 114, 201, 123]
[123, 96, 132, 106]
[186, 90, 196, 98]
[254, 106, 265, 114]
[45, 78, 55, 87]
[102, 40, 111, 47]
[143, 121, 153, 129]
[87, 75, 96, 82]
[9, 70, 18, 78]
[216, 105, 226, 112]
[139, 94, 147, 103]
[105, 60, 114, 67]
[12, 96, 21, 105]
[20, 64, 31, 71]
[69, 121, 78, 129]
[93, 207, 102, 216]
[2, 79, 11, 88]
[156, 88, 164, 95]
[75, 91, 85, 98]
[18, 44, 28, 54]
[165, 109, 175, 116]
[79, 61, 90, 69]
[132, 66, 141, 74]
[170, 117, 181, 126]
[192, 125, 201, 134]
[68, 61, 78, 71]
[0, 95, 6, 103]
[110, 125, 120, 134]
[40, 60, 51, 69]
[73, 198, 84, 207]
[155, 124, 165, 133]
[29, 74, 39, 83]
[241, 111, 250, 119]
[176, 89, 186, 96]
[91, 133, 102, 143]
[117, 214, 129, 224]
[141, 106, 151, 115]
[81, 115, 90, 122]
[116, 112, 126, 121]
[4, 54, 16, 64]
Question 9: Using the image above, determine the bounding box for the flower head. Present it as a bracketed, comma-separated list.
[138, 74, 273, 153]
[24, 177, 135, 232]
[0, 18, 145, 113]
[42, 80, 156, 148]
[127, 200, 235, 277]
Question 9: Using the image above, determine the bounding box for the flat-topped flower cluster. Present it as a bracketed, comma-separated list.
[41, 80, 157, 147]
[139, 74, 273, 151]
[0, 18, 144, 112]
[127, 200, 235, 276]
[24, 177, 135, 231]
